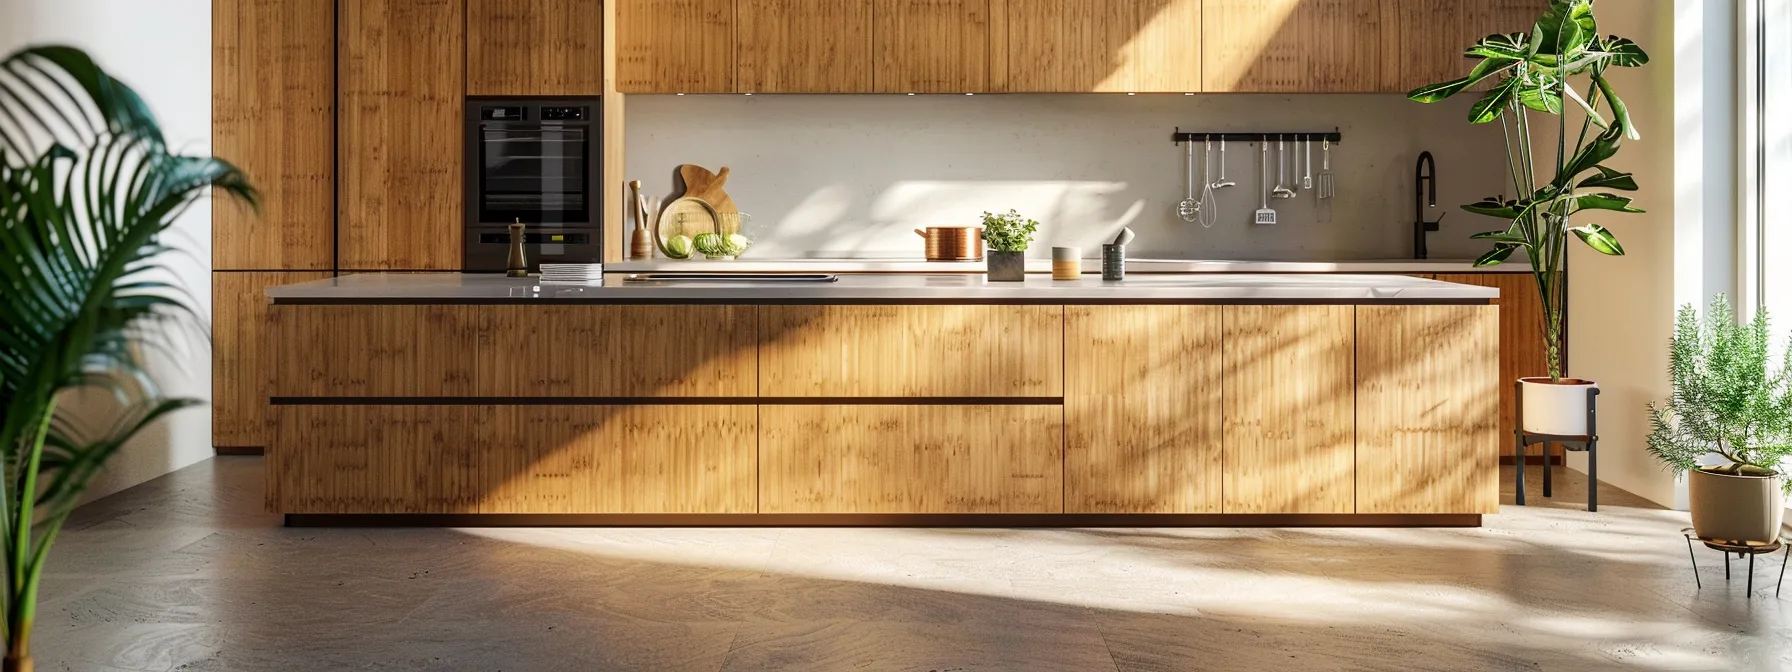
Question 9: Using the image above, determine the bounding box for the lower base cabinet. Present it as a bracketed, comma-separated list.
[758, 405, 1064, 513]
[268, 405, 757, 514]
[214, 271, 332, 452]
[1222, 305, 1358, 514]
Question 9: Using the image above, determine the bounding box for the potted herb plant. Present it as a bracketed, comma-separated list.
[1, 46, 254, 672]
[1409, 0, 1649, 435]
[1647, 296, 1792, 544]
[980, 209, 1037, 282]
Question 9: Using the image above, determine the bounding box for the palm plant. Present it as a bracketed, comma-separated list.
[1407, 0, 1649, 382]
[0, 46, 253, 672]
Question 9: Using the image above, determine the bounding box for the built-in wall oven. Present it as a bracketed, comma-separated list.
[463, 98, 602, 271]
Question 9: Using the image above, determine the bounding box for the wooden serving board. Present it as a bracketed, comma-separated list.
[670, 164, 739, 214]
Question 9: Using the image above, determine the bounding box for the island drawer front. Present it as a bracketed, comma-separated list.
[267, 405, 757, 514]
[268, 304, 756, 397]
[1065, 306, 1223, 514]
[1356, 305, 1500, 514]
[758, 405, 1064, 513]
[758, 305, 1064, 397]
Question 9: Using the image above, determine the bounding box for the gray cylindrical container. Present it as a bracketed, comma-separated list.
[1101, 244, 1126, 281]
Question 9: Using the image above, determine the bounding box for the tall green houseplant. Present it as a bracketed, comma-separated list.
[1408, 0, 1649, 382]
[0, 46, 254, 672]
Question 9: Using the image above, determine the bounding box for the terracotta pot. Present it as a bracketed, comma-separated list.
[914, 227, 983, 261]
[986, 251, 1025, 282]
[1689, 469, 1785, 544]
[1519, 377, 1597, 435]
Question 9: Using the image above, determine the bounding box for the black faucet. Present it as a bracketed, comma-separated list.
[1414, 151, 1443, 259]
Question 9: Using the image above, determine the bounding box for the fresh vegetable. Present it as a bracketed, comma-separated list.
[724, 234, 752, 257]
[664, 234, 694, 259]
[693, 233, 726, 256]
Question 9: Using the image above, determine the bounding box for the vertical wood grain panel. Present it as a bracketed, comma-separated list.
[1222, 305, 1356, 513]
[212, 0, 334, 270]
[617, 0, 735, 93]
[1065, 306, 1222, 513]
[213, 272, 333, 450]
[873, 0, 989, 93]
[269, 405, 756, 513]
[603, 0, 627, 262]
[1126, 0, 1203, 93]
[1384, 0, 1547, 92]
[1356, 305, 1499, 514]
[270, 305, 756, 397]
[737, 0, 874, 92]
[467, 0, 604, 95]
[1000, 0, 1136, 92]
[1436, 273, 1550, 457]
[338, 0, 464, 270]
[1203, 0, 1382, 93]
[759, 405, 1063, 513]
[759, 305, 1062, 397]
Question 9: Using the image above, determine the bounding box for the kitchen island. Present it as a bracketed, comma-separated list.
[264, 273, 1499, 527]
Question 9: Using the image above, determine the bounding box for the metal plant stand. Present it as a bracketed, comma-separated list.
[1512, 384, 1599, 511]
[1680, 528, 1789, 596]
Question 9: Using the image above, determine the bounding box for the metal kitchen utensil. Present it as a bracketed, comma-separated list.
[1198, 136, 1219, 228]
[1318, 138, 1336, 200]
[1271, 136, 1295, 200]
[1178, 141, 1200, 222]
[1255, 140, 1277, 226]
[1212, 137, 1237, 189]
[1302, 138, 1314, 190]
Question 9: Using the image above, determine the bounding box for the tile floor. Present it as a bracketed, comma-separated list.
[29, 457, 1792, 671]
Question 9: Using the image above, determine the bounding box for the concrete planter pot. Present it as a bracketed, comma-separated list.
[1519, 377, 1598, 435]
[1689, 469, 1785, 544]
[986, 251, 1025, 282]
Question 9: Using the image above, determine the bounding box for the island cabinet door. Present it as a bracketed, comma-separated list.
[1356, 306, 1500, 514]
[267, 304, 756, 398]
[758, 405, 1064, 513]
[267, 405, 757, 514]
[758, 305, 1063, 398]
[1064, 306, 1223, 513]
[1221, 305, 1357, 513]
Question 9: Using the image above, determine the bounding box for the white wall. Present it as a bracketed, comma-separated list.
[626, 94, 1510, 261]
[0, 0, 215, 502]
[1565, 0, 1737, 508]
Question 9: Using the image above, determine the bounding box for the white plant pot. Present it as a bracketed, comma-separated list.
[1689, 469, 1785, 544]
[1519, 377, 1598, 435]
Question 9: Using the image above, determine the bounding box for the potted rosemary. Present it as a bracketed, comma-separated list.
[980, 209, 1036, 282]
[1408, 0, 1649, 435]
[1647, 296, 1792, 544]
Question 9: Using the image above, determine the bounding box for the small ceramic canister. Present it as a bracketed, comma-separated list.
[1052, 247, 1081, 280]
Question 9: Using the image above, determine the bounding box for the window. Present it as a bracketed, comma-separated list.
[1743, 0, 1792, 322]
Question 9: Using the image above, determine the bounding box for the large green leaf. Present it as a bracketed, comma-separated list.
[1594, 36, 1649, 67]
[1471, 229, 1531, 246]
[1570, 192, 1644, 214]
[1533, 0, 1596, 63]
[1463, 197, 1523, 219]
[1571, 223, 1625, 255]
[1408, 56, 1517, 103]
[1474, 246, 1517, 266]
[1577, 165, 1638, 191]
[1517, 71, 1563, 115]
[1469, 77, 1520, 123]
[1466, 32, 1530, 61]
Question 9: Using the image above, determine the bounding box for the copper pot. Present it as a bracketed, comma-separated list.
[914, 227, 984, 261]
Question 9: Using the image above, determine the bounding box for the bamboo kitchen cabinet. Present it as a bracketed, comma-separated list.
[1221, 305, 1358, 514]
[212, 272, 331, 452]
[736, 0, 875, 93]
[211, 0, 334, 270]
[994, 0, 1202, 93]
[337, 0, 464, 270]
[1383, 0, 1550, 92]
[466, 0, 605, 96]
[616, 0, 735, 93]
[873, 0, 990, 93]
[1202, 0, 1385, 93]
[1436, 273, 1553, 460]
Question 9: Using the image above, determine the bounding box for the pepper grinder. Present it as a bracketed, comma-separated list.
[506, 218, 528, 277]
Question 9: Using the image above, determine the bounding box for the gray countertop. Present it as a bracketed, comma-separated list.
[268, 273, 1499, 303]
[604, 257, 1525, 274]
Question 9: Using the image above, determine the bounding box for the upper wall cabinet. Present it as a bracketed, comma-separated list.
[1384, 0, 1547, 93]
[738, 0, 875, 93]
[873, 0, 989, 93]
[467, 0, 604, 95]
[1203, 0, 1383, 93]
[995, 0, 1202, 93]
[618, 0, 735, 93]
[212, 0, 334, 271]
[338, 0, 464, 270]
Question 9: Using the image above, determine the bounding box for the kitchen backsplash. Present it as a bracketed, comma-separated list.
[625, 94, 1507, 260]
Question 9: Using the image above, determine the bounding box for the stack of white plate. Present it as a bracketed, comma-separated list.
[538, 263, 604, 284]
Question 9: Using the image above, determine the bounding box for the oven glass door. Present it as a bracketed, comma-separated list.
[478, 124, 590, 225]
